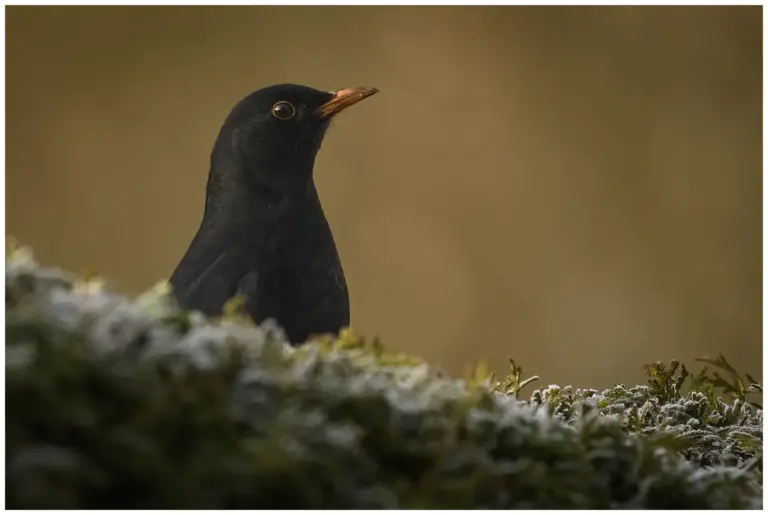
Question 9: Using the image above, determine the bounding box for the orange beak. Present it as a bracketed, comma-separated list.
[317, 86, 379, 118]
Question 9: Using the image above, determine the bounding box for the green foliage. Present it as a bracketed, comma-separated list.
[475, 358, 540, 397]
[5, 243, 763, 509]
[500, 355, 762, 473]
[695, 354, 763, 410]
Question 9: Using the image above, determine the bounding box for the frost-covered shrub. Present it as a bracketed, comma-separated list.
[484, 357, 762, 472]
[5, 243, 763, 509]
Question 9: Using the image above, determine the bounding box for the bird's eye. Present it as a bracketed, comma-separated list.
[271, 101, 296, 120]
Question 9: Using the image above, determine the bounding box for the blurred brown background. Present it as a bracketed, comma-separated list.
[6, 6, 762, 388]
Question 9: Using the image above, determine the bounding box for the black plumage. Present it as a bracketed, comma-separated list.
[169, 83, 378, 344]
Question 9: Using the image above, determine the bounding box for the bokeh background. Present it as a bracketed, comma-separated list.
[7, 5, 762, 388]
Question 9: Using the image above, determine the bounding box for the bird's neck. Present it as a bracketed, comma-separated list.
[201, 170, 326, 235]
[202, 147, 319, 216]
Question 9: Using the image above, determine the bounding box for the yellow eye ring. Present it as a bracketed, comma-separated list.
[271, 101, 296, 120]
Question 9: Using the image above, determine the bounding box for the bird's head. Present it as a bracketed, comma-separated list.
[214, 83, 378, 194]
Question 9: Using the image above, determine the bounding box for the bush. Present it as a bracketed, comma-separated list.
[5, 243, 763, 509]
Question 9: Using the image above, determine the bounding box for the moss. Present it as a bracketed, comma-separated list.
[5, 243, 762, 509]
[501, 357, 762, 472]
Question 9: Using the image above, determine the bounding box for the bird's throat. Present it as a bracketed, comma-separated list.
[202, 175, 326, 233]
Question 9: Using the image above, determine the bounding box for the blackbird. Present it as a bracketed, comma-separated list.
[169, 83, 379, 344]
